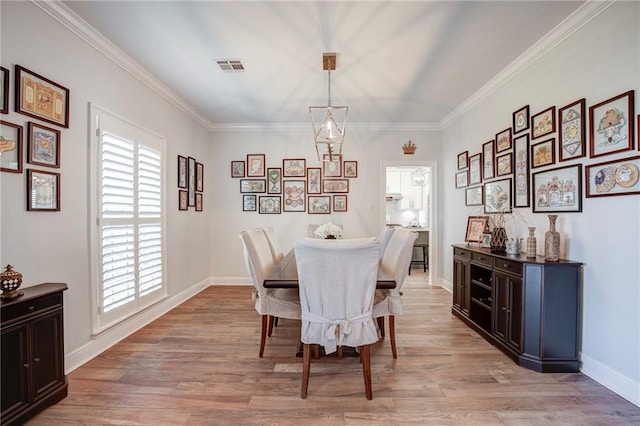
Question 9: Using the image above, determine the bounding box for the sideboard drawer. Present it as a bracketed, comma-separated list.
[1, 293, 62, 324]
[495, 258, 522, 276]
[454, 248, 470, 259]
[471, 252, 492, 267]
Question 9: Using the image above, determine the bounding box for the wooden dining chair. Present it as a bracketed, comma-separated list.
[294, 237, 380, 400]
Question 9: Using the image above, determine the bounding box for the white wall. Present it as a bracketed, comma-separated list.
[441, 2, 640, 405]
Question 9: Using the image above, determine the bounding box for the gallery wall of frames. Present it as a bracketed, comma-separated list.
[456, 89, 638, 215]
[176, 155, 204, 212]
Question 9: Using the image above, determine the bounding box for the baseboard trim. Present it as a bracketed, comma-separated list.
[581, 353, 640, 408]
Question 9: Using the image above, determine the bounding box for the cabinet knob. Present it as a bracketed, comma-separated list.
[27, 305, 35, 311]
[503, 263, 509, 268]
[34, 357, 40, 363]
[23, 363, 29, 368]
[502, 307, 507, 311]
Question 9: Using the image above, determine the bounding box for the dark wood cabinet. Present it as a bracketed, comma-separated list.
[1, 283, 68, 425]
[451, 245, 582, 373]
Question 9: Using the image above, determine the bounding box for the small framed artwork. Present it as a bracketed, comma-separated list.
[178, 190, 188, 210]
[242, 194, 257, 212]
[188, 156, 196, 206]
[282, 158, 306, 177]
[482, 140, 495, 180]
[455, 170, 468, 189]
[1, 67, 8, 114]
[322, 179, 349, 193]
[15, 65, 69, 128]
[0, 121, 23, 173]
[308, 195, 331, 214]
[246, 154, 265, 177]
[195, 193, 203, 211]
[323, 154, 342, 177]
[231, 160, 245, 178]
[558, 98, 586, 161]
[484, 178, 512, 214]
[267, 167, 282, 194]
[531, 138, 555, 169]
[195, 162, 204, 192]
[513, 105, 530, 135]
[495, 128, 512, 153]
[343, 160, 358, 178]
[178, 155, 188, 188]
[240, 179, 266, 193]
[480, 233, 491, 248]
[465, 216, 489, 243]
[259, 196, 282, 214]
[27, 169, 60, 211]
[457, 151, 468, 170]
[531, 106, 556, 139]
[532, 164, 582, 213]
[513, 134, 530, 207]
[585, 155, 640, 198]
[468, 153, 482, 185]
[465, 186, 483, 206]
[283, 180, 305, 212]
[333, 195, 348, 212]
[307, 167, 321, 194]
[28, 122, 60, 167]
[589, 90, 635, 158]
[496, 152, 512, 176]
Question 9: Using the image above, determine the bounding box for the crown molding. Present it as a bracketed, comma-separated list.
[440, 0, 617, 129]
[209, 121, 440, 132]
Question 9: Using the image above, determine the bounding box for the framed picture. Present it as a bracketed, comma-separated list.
[558, 98, 586, 161]
[322, 179, 349, 193]
[283, 180, 305, 212]
[15, 65, 69, 128]
[267, 167, 282, 194]
[484, 178, 512, 214]
[308, 195, 331, 214]
[343, 160, 358, 178]
[282, 158, 305, 177]
[188, 156, 196, 206]
[242, 194, 257, 212]
[246, 154, 265, 177]
[333, 195, 348, 212]
[0, 121, 23, 173]
[195, 193, 203, 211]
[178, 155, 188, 188]
[513, 134, 530, 207]
[482, 140, 495, 180]
[513, 105, 530, 134]
[323, 154, 342, 177]
[585, 155, 640, 198]
[531, 138, 555, 169]
[531, 106, 556, 139]
[307, 167, 321, 194]
[0, 67, 8, 114]
[231, 160, 245, 178]
[532, 164, 582, 213]
[455, 170, 468, 188]
[457, 151, 468, 170]
[259, 196, 282, 214]
[465, 216, 489, 243]
[465, 186, 483, 206]
[495, 128, 512, 153]
[240, 179, 266, 193]
[178, 190, 188, 210]
[195, 162, 204, 192]
[496, 152, 512, 176]
[27, 122, 60, 168]
[27, 169, 60, 211]
[480, 233, 491, 248]
[468, 153, 482, 185]
[589, 90, 635, 158]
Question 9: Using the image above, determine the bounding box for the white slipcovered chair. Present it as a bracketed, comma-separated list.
[377, 227, 395, 260]
[294, 237, 380, 400]
[264, 226, 284, 263]
[372, 228, 418, 358]
[239, 228, 301, 357]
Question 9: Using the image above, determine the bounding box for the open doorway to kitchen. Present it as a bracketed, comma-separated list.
[382, 160, 438, 283]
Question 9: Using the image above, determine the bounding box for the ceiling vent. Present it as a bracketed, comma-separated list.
[216, 60, 245, 72]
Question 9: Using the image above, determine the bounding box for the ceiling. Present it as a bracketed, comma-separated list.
[61, 1, 585, 130]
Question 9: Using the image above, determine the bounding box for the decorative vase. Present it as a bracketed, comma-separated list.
[325, 235, 336, 239]
[0, 264, 24, 300]
[505, 238, 520, 255]
[544, 215, 560, 262]
[490, 227, 507, 253]
[526, 227, 537, 258]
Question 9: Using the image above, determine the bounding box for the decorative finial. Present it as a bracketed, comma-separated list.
[402, 140, 416, 155]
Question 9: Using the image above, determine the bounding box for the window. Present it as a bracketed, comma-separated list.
[90, 104, 166, 333]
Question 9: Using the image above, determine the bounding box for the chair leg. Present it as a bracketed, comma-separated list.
[423, 246, 427, 272]
[267, 315, 275, 337]
[337, 346, 343, 359]
[259, 315, 268, 357]
[389, 315, 397, 359]
[301, 343, 311, 399]
[377, 317, 385, 338]
[360, 345, 373, 400]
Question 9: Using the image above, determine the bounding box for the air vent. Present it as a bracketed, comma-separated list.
[216, 60, 245, 72]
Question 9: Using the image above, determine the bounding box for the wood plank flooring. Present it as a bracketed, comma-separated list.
[29, 272, 640, 425]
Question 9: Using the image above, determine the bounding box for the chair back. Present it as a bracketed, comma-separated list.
[377, 227, 395, 260]
[239, 228, 274, 293]
[381, 228, 418, 293]
[264, 226, 284, 263]
[294, 237, 380, 354]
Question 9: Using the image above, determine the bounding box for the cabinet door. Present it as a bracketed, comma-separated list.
[453, 258, 470, 315]
[1, 323, 31, 418]
[31, 310, 65, 401]
[493, 272, 522, 352]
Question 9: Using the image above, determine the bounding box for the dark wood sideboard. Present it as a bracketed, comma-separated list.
[1, 283, 68, 425]
[451, 245, 582, 373]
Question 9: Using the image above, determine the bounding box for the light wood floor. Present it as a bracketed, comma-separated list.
[30, 271, 640, 425]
